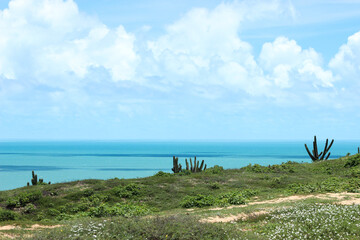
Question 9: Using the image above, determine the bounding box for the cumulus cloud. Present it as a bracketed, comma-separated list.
[147, 0, 293, 96]
[0, 0, 138, 88]
[259, 37, 335, 89]
[329, 31, 360, 80]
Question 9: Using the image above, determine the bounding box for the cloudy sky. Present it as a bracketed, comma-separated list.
[0, 0, 360, 140]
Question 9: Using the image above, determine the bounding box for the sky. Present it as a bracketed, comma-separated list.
[0, 0, 360, 141]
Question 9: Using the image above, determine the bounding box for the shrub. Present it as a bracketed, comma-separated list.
[205, 165, 224, 174]
[113, 183, 141, 198]
[0, 208, 17, 221]
[23, 203, 36, 214]
[180, 194, 216, 208]
[6, 191, 42, 208]
[153, 171, 172, 177]
[345, 155, 360, 168]
[209, 182, 221, 190]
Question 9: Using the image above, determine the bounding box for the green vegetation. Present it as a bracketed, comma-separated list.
[1, 153, 360, 239]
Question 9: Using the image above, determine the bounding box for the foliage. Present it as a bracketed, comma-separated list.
[154, 171, 172, 177]
[344, 154, 360, 168]
[112, 183, 141, 198]
[181, 189, 256, 208]
[205, 165, 224, 174]
[6, 191, 42, 209]
[0, 208, 18, 221]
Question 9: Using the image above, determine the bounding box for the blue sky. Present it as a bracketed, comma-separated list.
[0, 0, 360, 140]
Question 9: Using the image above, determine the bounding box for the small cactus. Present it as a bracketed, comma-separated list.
[31, 171, 38, 185]
[28, 171, 50, 186]
[171, 156, 182, 173]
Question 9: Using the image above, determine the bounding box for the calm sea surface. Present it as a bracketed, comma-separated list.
[0, 141, 359, 191]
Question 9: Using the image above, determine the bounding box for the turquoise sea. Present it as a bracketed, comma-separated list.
[0, 141, 359, 191]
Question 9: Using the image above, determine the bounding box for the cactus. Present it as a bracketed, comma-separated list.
[185, 156, 207, 172]
[304, 136, 334, 162]
[171, 156, 182, 173]
[31, 170, 38, 185]
[28, 171, 50, 186]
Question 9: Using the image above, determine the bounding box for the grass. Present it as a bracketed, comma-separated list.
[0, 154, 359, 239]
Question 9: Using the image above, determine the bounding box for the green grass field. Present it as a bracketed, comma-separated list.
[1, 154, 360, 239]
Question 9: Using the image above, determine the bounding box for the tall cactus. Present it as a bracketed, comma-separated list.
[171, 156, 182, 173]
[31, 170, 38, 185]
[185, 156, 207, 172]
[304, 136, 334, 162]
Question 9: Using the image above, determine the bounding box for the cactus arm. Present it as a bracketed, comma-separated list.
[320, 139, 329, 160]
[204, 164, 207, 171]
[327, 139, 334, 152]
[325, 152, 331, 160]
[199, 160, 204, 170]
[190, 158, 193, 172]
[305, 144, 316, 161]
[185, 159, 189, 170]
[313, 136, 319, 159]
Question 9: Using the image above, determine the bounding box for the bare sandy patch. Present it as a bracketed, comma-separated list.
[0, 226, 16, 231]
[26, 224, 62, 230]
[201, 210, 268, 223]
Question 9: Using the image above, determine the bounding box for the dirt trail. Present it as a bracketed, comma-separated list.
[201, 192, 360, 223]
[0, 224, 61, 239]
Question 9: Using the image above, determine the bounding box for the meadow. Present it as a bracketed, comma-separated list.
[0, 153, 360, 239]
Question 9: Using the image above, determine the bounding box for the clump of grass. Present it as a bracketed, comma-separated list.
[257, 203, 360, 239]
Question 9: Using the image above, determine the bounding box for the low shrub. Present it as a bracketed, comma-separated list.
[209, 182, 221, 190]
[345, 155, 360, 168]
[205, 165, 224, 174]
[6, 191, 42, 208]
[113, 183, 141, 198]
[153, 171, 172, 177]
[180, 194, 216, 208]
[0, 208, 17, 221]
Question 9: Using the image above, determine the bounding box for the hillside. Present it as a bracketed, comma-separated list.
[1, 154, 360, 239]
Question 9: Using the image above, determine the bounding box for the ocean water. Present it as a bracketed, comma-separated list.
[0, 140, 359, 191]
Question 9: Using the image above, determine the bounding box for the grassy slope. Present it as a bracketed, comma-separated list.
[0, 154, 360, 239]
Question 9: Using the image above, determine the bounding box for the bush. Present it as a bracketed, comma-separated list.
[6, 191, 42, 208]
[205, 165, 224, 174]
[113, 183, 141, 198]
[345, 155, 360, 168]
[23, 203, 36, 214]
[0, 208, 17, 221]
[154, 171, 172, 177]
[209, 182, 221, 190]
[180, 194, 216, 208]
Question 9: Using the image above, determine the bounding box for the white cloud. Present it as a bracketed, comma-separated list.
[329, 31, 360, 80]
[259, 37, 335, 88]
[147, 1, 293, 96]
[0, 0, 138, 88]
